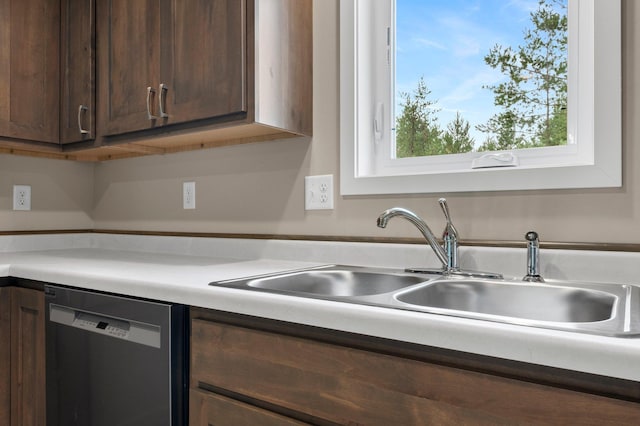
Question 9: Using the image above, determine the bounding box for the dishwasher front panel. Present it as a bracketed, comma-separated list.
[45, 285, 187, 426]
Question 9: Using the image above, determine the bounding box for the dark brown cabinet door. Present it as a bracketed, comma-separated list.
[192, 314, 640, 426]
[98, 0, 247, 137]
[160, 0, 247, 125]
[97, 0, 161, 136]
[0, 287, 10, 426]
[10, 287, 45, 426]
[0, 0, 60, 143]
[60, 0, 96, 144]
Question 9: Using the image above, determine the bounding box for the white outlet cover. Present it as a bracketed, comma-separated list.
[13, 185, 31, 211]
[305, 175, 334, 210]
[183, 181, 196, 210]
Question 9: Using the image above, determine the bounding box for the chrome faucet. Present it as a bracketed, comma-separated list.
[439, 198, 459, 272]
[377, 207, 448, 268]
[523, 231, 544, 282]
[377, 199, 463, 273]
[377, 199, 503, 278]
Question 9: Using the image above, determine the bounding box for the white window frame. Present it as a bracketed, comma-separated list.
[340, 0, 621, 195]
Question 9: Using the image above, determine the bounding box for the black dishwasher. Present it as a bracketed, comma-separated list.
[44, 285, 188, 426]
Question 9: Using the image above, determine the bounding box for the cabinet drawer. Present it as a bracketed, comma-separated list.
[191, 318, 640, 425]
[190, 389, 307, 426]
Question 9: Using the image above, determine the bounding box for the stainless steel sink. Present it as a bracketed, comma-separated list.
[210, 265, 640, 337]
[247, 269, 426, 296]
[394, 280, 616, 323]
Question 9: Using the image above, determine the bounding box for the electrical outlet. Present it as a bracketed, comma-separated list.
[13, 185, 31, 211]
[305, 175, 334, 210]
[183, 181, 196, 210]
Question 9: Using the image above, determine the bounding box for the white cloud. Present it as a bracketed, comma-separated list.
[440, 69, 503, 105]
[414, 37, 447, 51]
[436, 15, 505, 58]
[505, 0, 538, 13]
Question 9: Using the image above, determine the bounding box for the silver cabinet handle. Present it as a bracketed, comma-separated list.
[146, 87, 158, 120]
[77, 105, 89, 135]
[159, 83, 169, 118]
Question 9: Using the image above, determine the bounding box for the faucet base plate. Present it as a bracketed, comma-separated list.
[406, 267, 503, 280]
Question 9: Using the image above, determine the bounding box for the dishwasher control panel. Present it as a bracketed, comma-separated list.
[74, 312, 130, 338]
[49, 303, 162, 348]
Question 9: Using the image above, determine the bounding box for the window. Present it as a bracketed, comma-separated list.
[340, 0, 621, 195]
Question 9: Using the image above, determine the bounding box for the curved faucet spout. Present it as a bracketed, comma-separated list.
[377, 207, 448, 267]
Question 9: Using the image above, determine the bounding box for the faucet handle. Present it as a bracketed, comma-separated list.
[438, 198, 458, 236]
[438, 197, 451, 218]
[438, 198, 459, 271]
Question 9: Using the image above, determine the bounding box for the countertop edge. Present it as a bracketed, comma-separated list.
[2, 261, 639, 382]
[1, 236, 639, 382]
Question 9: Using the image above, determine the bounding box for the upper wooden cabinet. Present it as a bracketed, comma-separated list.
[60, 0, 96, 144]
[96, 0, 162, 136]
[0, 0, 60, 144]
[0, 0, 94, 146]
[0, 0, 311, 160]
[161, 0, 247, 127]
[95, 0, 311, 156]
[97, 0, 247, 136]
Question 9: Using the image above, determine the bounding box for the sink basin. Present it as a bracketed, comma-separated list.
[247, 269, 426, 296]
[211, 265, 640, 336]
[395, 280, 616, 323]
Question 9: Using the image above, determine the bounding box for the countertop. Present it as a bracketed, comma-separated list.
[1, 234, 640, 382]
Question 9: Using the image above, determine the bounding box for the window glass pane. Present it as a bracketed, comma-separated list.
[394, 0, 568, 158]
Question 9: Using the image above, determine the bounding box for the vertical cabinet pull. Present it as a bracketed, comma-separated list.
[77, 105, 90, 135]
[159, 83, 169, 118]
[146, 87, 159, 120]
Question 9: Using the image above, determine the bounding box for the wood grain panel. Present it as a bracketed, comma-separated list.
[60, 0, 96, 143]
[10, 287, 45, 426]
[0, 287, 10, 425]
[162, 0, 247, 124]
[0, 0, 59, 143]
[256, 0, 312, 135]
[0, 0, 9, 122]
[97, 0, 161, 136]
[192, 318, 640, 426]
[190, 389, 308, 426]
[1, 0, 311, 160]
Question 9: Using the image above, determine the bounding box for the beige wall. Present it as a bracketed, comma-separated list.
[2, 1, 639, 244]
[0, 155, 94, 231]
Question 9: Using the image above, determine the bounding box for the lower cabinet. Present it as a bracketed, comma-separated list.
[191, 308, 640, 425]
[190, 389, 307, 426]
[0, 287, 10, 425]
[0, 286, 45, 426]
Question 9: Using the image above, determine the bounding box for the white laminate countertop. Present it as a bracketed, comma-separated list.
[1, 233, 640, 382]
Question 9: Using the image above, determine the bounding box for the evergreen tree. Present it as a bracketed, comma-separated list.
[478, 0, 567, 150]
[442, 112, 474, 154]
[395, 77, 443, 158]
[477, 109, 524, 151]
[477, 136, 500, 153]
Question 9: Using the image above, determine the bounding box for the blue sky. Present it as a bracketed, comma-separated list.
[395, 0, 547, 144]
